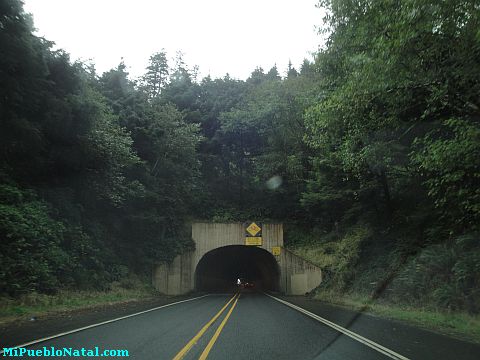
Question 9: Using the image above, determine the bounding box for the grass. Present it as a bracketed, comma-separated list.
[0, 281, 157, 325]
[314, 290, 480, 344]
[288, 231, 480, 345]
[289, 243, 337, 268]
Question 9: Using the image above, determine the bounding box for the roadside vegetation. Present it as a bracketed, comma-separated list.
[313, 287, 480, 344]
[1, 0, 479, 341]
[288, 226, 480, 343]
[0, 276, 155, 325]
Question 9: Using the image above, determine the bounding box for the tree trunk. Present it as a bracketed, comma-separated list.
[379, 170, 393, 215]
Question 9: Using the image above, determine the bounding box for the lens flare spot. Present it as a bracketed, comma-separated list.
[266, 175, 282, 190]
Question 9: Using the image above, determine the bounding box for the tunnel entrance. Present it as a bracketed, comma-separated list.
[194, 245, 280, 292]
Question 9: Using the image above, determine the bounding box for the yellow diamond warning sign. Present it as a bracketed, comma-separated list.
[246, 222, 261, 237]
[245, 222, 262, 246]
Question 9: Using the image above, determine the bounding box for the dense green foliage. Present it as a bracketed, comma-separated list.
[298, 0, 480, 313]
[1, 0, 479, 314]
[0, 0, 198, 295]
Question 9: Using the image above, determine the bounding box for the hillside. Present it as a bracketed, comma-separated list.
[1, 0, 479, 337]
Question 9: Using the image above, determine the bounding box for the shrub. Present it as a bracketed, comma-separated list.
[390, 233, 480, 313]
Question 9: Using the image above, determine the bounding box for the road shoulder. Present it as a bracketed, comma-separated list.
[0, 294, 203, 349]
[276, 295, 480, 360]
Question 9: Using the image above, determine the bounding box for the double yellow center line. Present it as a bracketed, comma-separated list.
[172, 293, 240, 360]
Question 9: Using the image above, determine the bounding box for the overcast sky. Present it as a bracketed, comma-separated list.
[23, 0, 324, 80]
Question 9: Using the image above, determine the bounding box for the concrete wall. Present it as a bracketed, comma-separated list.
[152, 222, 322, 295]
[152, 252, 193, 295]
[278, 248, 323, 295]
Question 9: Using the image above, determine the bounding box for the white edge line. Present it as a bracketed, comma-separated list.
[0, 294, 210, 355]
[265, 293, 410, 360]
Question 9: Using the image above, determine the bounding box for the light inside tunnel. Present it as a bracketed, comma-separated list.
[195, 245, 280, 292]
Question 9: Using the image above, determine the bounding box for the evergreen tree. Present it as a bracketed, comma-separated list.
[142, 50, 169, 99]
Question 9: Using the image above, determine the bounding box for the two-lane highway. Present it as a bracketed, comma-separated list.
[6, 293, 414, 360]
[184, 293, 404, 360]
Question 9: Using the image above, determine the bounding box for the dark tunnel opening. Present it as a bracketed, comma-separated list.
[195, 245, 280, 292]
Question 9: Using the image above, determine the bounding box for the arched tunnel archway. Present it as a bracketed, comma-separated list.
[195, 245, 280, 292]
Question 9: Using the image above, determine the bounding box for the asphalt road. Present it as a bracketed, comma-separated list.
[3, 292, 480, 360]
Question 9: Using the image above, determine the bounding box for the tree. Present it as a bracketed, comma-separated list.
[0, 0, 50, 179]
[412, 118, 480, 230]
[216, 72, 316, 219]
[170, 50, 190, 84]
[287, 60, 298, 78]
[266, 64, 281, 81]
[247, 67, 266, 85]
[305, 0, 480, 234]
[142, 50, 169, 99]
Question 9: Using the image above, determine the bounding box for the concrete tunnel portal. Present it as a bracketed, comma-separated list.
[195, 245, 280, 292]
[153, 223, 322, 295]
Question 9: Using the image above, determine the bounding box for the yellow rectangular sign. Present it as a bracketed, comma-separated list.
[245, 237, 262, 246]
[272, 246, 281, 256]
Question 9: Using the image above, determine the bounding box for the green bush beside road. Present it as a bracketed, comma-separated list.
[0, 278, 156, 325]
[288, 226, 480, 344]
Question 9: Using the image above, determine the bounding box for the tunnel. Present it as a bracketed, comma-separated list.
[194, 245, 280, 292]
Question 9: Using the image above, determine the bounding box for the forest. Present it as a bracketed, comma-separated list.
[1, 0, 479, 316]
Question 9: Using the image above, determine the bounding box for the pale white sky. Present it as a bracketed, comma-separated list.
[23, 0, 324, 80]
